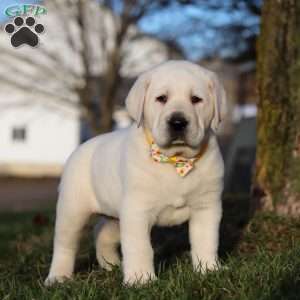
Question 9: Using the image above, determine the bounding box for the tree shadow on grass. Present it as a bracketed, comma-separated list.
[218, 194, 253, 257]
[151, 193, 253, 272]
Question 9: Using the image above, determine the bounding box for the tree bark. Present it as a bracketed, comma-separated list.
[97, 12, 131, 134]
[254, 0, 300, 216]
[98, 49, 121, 134]
[77, 0, 102, 135]
[76, 76, 100, 135]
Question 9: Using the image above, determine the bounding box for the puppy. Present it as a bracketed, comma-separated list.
[45, 60, 227, 286]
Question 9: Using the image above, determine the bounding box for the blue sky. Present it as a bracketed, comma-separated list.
[0, 0, 260, 60]
[138, 2, 260, 59]
[0, 0, 40, 22]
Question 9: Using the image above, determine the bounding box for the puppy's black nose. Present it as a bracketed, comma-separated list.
[168, 113, 188, 132]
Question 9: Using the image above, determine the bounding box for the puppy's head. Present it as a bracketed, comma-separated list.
[126, 60, 227, 158]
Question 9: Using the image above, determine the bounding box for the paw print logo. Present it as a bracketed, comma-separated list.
[4, 16, 44, 48]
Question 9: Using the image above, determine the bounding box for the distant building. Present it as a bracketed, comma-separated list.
[0, 99, 79, 176]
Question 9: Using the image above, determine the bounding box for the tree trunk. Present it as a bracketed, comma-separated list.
[77, 76, 100, 136]
[97, 11, 132, 134]
[254, 0, 300, 216]
[98, 50, 121, 134]
[77, 0, 101, 136]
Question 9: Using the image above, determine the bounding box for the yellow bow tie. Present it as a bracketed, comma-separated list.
[144, 128, 208, 177]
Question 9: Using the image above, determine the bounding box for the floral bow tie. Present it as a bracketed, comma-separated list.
[150, 143, 198, 177]
[144, 128, 208, 177]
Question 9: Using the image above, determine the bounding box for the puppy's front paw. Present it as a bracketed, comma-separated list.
[123, 271, 157, 286]
[44, 275, 71, 287]
[193, 257, 220, 274]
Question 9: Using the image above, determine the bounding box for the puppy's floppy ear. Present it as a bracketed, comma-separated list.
[209, 72, 227, 133]
[125, 72, 150, 127]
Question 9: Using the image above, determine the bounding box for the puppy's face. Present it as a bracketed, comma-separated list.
[144, 67, 214, 157]
[126, 61, 227, 158]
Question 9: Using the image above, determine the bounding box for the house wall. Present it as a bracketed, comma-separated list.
[0, 103, 79, 176]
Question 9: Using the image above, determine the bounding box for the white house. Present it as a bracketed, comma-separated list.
[0, 99, 79, 176]
[0, 1, 174, 177]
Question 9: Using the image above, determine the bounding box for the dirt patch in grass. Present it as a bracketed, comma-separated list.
[0, 177, 59, 212]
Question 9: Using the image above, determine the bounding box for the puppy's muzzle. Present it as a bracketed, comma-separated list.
[167, 112, 189, 140]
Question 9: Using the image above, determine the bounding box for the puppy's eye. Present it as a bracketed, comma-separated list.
[191, 95, 203, 104]
[156, 95, 168, 104]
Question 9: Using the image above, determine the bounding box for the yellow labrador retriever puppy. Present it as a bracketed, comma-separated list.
[45, 60, 227, 286]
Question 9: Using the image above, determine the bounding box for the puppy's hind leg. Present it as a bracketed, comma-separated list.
[94, 218, 120, 271]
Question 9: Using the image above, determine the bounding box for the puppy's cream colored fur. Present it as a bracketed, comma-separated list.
[45, 61, 227, 285]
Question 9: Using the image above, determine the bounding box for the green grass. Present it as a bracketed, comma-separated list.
[0, 197, 300, 300]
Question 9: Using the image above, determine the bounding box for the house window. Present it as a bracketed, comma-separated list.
[12, 126, 27, 142]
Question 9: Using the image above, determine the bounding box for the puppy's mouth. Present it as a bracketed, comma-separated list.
[153, 128, 199, 149]
[156, 137, 202, 159]
[163, 137, 192, 149]
[165, 135, 202, 150]
[169, 131, 188, 147]
[171, 139, 186, 146]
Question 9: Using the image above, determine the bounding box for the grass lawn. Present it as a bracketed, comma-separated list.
[0, 196, 300, 300]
